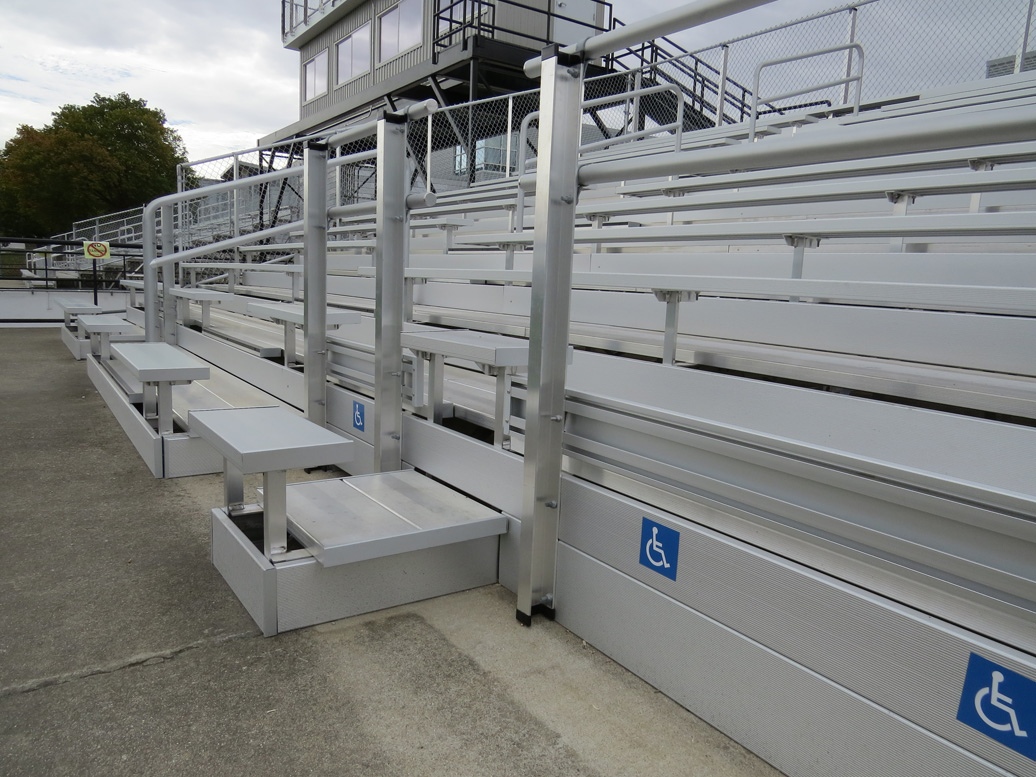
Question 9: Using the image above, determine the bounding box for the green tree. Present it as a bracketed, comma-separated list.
[0, 93, 187, 238]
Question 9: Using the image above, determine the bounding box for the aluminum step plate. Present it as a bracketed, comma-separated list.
[285, 470, 507, 567]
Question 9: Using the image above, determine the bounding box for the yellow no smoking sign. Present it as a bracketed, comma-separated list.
[83, 241, 111, 262]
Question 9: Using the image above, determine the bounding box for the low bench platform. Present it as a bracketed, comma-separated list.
[56, 299, 102, 328]
[190, 406, 353, 559]
[111, 342, 211, 435]
[402, 329, 533, 447]
[210, 466, 508, 636]
[78, 314, 139, 359]
[246, 302, 361, 367]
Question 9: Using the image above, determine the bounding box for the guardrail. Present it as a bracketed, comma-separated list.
[747, 43, 864, 140]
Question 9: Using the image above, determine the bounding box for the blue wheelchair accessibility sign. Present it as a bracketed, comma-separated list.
[639, 517, 679, 581]
[957, 652, 1036, 760]
[352, 401, 365, 432]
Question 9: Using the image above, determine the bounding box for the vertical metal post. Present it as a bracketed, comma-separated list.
[232, 153, 241, 263]
[232, 154, 241, 236]
[374, 116, 408, 472]
[157, 382, 174, 435]
[632, 69, 643, 136]
[224, 461, 244, 513]
[886, 192, 913, 252]
[842, 8, 859, 105]
[334, 150, 343, 210]
[160, 204, 176, 344]
[263, 470, 288, 558]
[427, 114, 434, 194]
[716, 45, 730, 127]
[656, 291, 694, 365]
[505, 96, 514, 176]
[1017, 0, 1035, 74]
[516, 46, 584, 626]
[143, 208, 159, 342]
[303, 142, 329, 426]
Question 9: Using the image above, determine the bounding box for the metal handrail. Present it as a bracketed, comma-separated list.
[577, 102, 1036, 187]
[433, 0, 613, 53]
[142, 103, 437, 342]
[513, 82, 687, 232]
[747, 43, 865, 141]
[524, 0, 780, 77]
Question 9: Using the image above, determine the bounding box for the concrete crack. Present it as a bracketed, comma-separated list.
[0, 630, 255, 699]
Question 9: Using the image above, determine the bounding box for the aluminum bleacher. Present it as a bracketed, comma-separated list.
[76, 5, 1036, 776]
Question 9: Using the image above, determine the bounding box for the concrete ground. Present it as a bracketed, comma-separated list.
[0, 328, 785, 777]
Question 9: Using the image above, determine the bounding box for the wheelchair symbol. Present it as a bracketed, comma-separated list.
[644, 526, 671, 569]
[975, 671, 1028, 738]
[352, 401, 365, 431]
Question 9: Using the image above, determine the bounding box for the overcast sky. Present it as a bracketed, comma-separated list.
[1, 0, 1027, 163]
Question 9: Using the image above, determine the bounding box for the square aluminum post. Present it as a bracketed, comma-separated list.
[373, 116, 408, 472]
[160, 204, 177, 344]
[516, 47, 584, 626]
[224, 460, 244, 513]
[304, 142, 329, 427]
[263, 469, 288, 557]
[156, 382, 174, 435]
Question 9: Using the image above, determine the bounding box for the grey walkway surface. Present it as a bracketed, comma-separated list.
[0, 328, 785, 777]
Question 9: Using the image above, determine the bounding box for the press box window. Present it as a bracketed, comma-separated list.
[304, 49, 328, 101]
[337, 23, 371, 84]
[454, 135, 512, 175]
[379, 0, 422, 63]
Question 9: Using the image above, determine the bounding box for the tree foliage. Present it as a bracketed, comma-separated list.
[0, 93, 188, 238]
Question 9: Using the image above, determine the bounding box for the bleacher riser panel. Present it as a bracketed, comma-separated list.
[176, 326, 304, 409]
[555, 522, 1034, 777]
[413, 282, 665, 332]
[681, 298, 1035, 375]
[588, 251, 1036, 286]
[87, 357, 163, 477]
[401, 415, 525, 593]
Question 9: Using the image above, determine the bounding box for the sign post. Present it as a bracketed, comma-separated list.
[83, 241, 110, 306]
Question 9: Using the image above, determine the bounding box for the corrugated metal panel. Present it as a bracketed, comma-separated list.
[301, 24, 339, 117]
[372, 0, 432, 82]
[301, 0, 434, 119]
[494, 0, 550, 49]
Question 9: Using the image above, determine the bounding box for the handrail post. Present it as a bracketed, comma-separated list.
[1017, 0, 1035, 74]
[373, 114, 408, 472]
[303, 141, 329, 427]
[716, 44, 730, 127]
[516, 45, 584, 627]
[143, 205, 159, 341]
[160, 203, 176, 343]
[842, 7, 859, 105]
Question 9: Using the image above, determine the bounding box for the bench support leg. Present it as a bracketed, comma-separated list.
[143, 384, 158, 422]
[429, 354, 445, 424]
[494, 369, 511, 449]
[224, 461, 245, 514]
[263, 469, 288, 558]
[283, 321, 297, 368]
[157, 382, 174, 435]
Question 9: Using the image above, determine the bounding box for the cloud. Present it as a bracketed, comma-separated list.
[2, 0, 1023, 165]
[0, 0, 298, 161]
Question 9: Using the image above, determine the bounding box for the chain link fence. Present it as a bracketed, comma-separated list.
[637, 0, 1035, 129]
[47, 0, 1034, 255]
[412, 0, 1036, 192]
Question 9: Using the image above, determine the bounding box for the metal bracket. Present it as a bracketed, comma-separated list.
[653, 289, 697, 304]
[885, 191, 917, 205]
[783, 234, 822, 248]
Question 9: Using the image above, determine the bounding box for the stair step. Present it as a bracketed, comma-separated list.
[285, 470, 507, 567]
